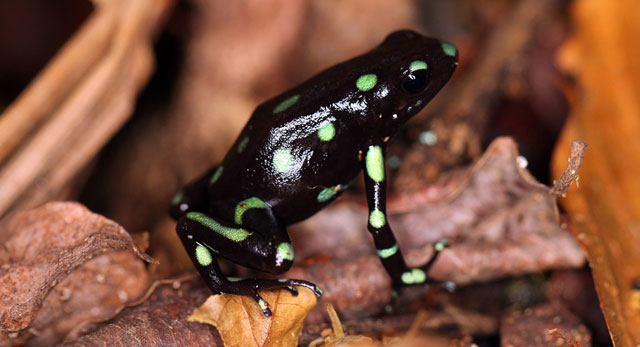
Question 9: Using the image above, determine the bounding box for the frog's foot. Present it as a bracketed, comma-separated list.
[228, 278, 323, 316]
[392, 239, 453, 291]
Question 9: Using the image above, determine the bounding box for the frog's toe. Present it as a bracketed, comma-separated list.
[285, 285, 299, 296]
[434, 239, 449, 251]
[251, 292, 272, 317]
[284, 279, 323, 296]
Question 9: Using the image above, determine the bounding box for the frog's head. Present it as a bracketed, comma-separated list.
[353, 30, 458, 136]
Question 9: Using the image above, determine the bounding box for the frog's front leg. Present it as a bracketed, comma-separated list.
[175, 198, 322, 316]
[361, 143, 450, 290]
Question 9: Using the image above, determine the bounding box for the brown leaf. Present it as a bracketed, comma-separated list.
[189, 287, 318, 347]
[547, 270, 611, 346]
[501, 304, 591, 347]
[26, 251, 150, 345]
[553, 0, 640, 345]
[60, 279, 222, 346]
[0, 202, 155, 333]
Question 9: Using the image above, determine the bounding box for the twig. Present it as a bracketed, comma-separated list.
[0, 6, 116, 164]
[0, 0, 174, 217]
[550, 141, 587, 196]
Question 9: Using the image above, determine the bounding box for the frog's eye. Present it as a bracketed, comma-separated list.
[401, 68, 430, 94]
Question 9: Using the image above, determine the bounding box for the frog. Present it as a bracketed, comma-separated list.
[170, 30, 458, 316]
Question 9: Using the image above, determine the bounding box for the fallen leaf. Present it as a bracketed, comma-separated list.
[501, 304, 591, 347]
[553, 0, 640, 345]
[189, 287, 317, 347]
[60, 278, 223, 346]
[25, 251, 150, 345]
[0, 202, 156, 334]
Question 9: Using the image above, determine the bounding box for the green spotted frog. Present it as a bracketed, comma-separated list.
[171, 30, 458, 316]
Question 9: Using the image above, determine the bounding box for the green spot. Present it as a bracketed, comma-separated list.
[273, 94, 300, 114]
[317, 183, 350, 203]
[434, 239, 448, 252]
[415, 100, 422, 107]
[171, 191, 184, 206]
[273, 149, 293, 172]
[412, 269, 426, 283]
[409, 60, 428, 72]
[317, 187, 336, 203]
[365, 145, 385, 182]
[441, 41, 457, 57]
[377, 243, 398, 259]
[401, 272, 412, 284]
[187, 212, 250, 242]
[369, 209, 386, 228]
[234, 197, 268, 225]
[237, 136, 249, 153]
[195, 244, 212, 266]
[401, 268, 427, 285]
[209, 167, 223, 185]
[356, 74, 377, 91]
[227, 277, 244, 282]
[317, 122, 335, 141]
[277, 242, 294, 261]
[258, 299, 268, 311]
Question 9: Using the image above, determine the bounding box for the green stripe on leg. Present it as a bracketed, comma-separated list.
[369, 209, 386, 228]
[401, 268, 427, 285]
[365, 145, 385, 182]
[234, 197, 268, 224]
[377, 243, 398, 258]
[187, 212, 251, 242]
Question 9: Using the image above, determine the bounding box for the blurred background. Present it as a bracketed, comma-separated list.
[1, 0, 639, 345]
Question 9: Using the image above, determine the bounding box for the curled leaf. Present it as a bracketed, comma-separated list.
[59, 279, 222, 346]
[189, 287, 317, 347]
[0, 202, 156, 333]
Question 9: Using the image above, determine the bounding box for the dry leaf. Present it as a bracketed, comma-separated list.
[26, 251, 150, 345]
[189, 287, 317, 347]
[0, 202, 155, 334]
[60, 279, 223, 346]
[553, 0, 640, 345]
[500, 304, 591, 347]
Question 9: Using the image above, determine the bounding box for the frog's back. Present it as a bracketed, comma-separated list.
[209, 95, 362, 224]
[206, 30, 458, 224]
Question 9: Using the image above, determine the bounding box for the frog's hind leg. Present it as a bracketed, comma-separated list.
[175, 199, 322, 316]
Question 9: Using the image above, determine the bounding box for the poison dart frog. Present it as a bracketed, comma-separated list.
[171, 30, 458, 316]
